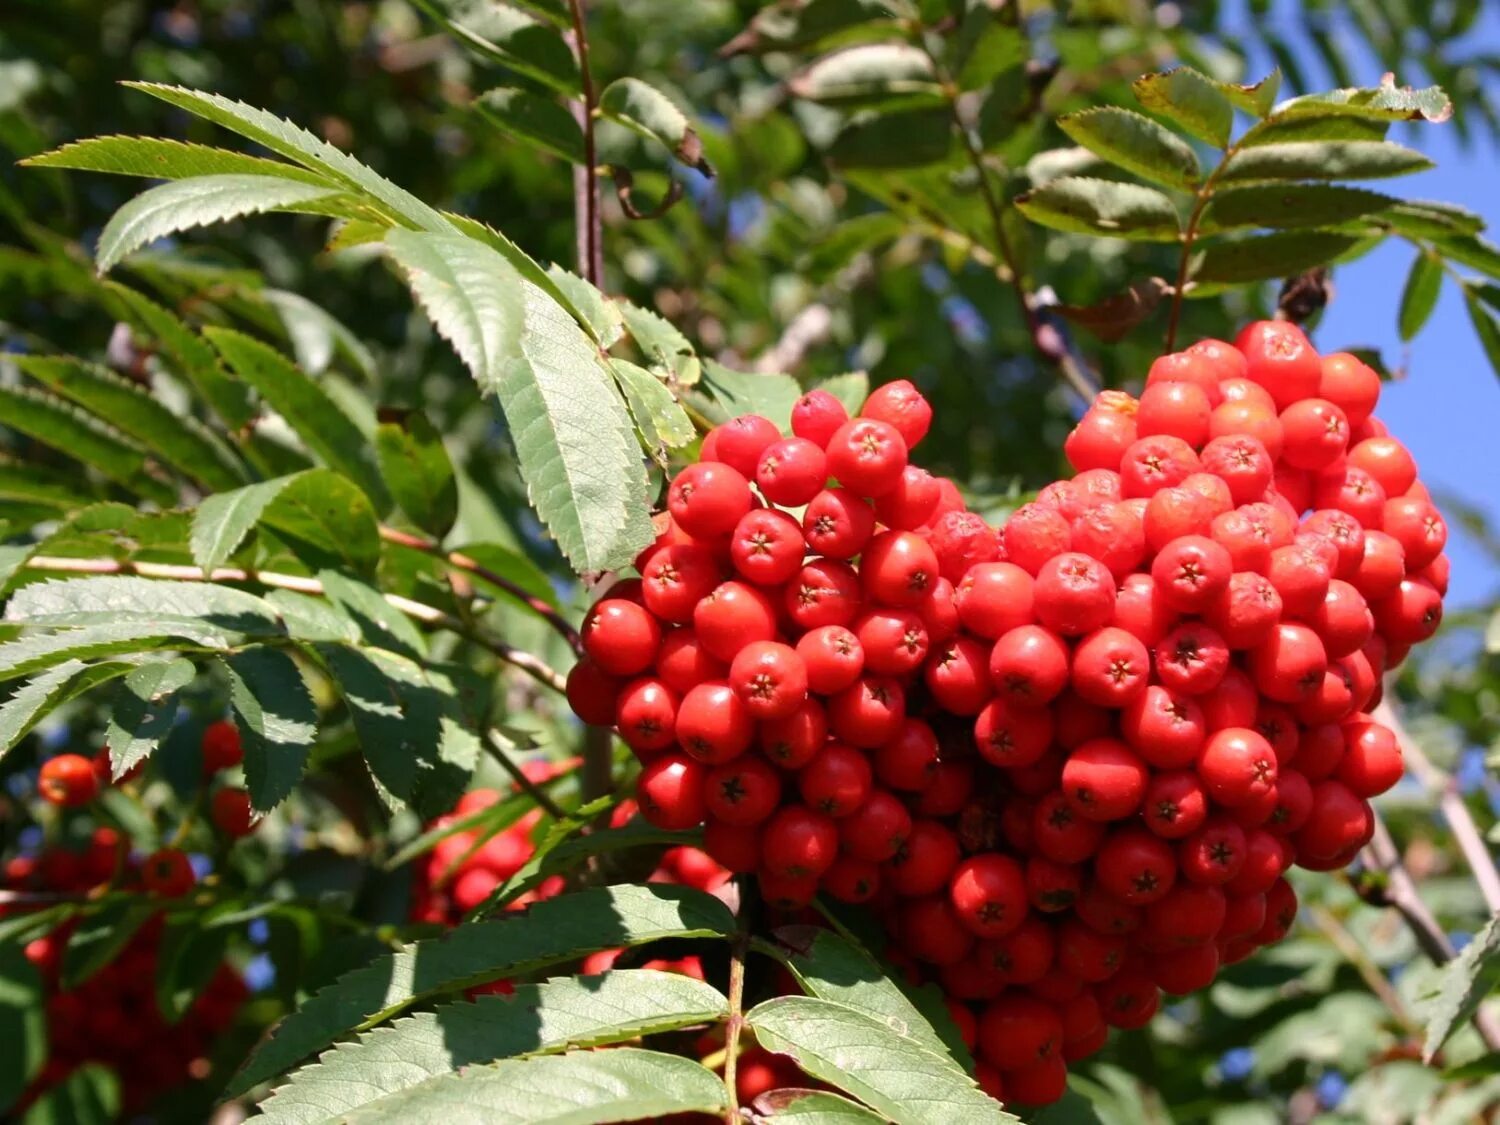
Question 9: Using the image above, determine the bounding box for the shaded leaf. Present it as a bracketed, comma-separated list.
[1014, 177, 1181, 241]
[1201, 184, 1397, 231]
[953, 19, 1027, 92]
[700, 360, 802, 429]
[222, 646, 317, 813]
[262, 470, 382, 578]
[95, 175, 342, 273]
[0, 937, 47, 1111]
[1218, 141, 1433, 183]
[826, 109, 956, 169]
[375, 414, 458, 539]
[789, 44, 944, 111]
[227, 884, 736, 1094]
[190, 474, 301, 575]
[1241, 113, 1392, 146]
[599, 78, 711, 175]
[720, 0, 899, 56]
[17, 1062, 120, 1125]
[447, 542, 559, 610]
[155, 912, 235, 1023]
[316, 571, 426, 659]
[750, 1090, 888, 1123]
[812, 372, 870, 416]
[1193, 231, 1360, 284]
[619, 300, 698, 384]
[258, 971, 729, 1123]
[1057, 107, 1201, 188]
[334, 1048, 726, 1125]
[261, 288, 377, 380]
[473, 88, 584, 165]
[1464, 292, 1500, 381]
[1439, 234, 1500, 279]
[0, 623, 228, 684]
[61, 900, 157, 988]
[612, 359, 697, 453]
[13, 355, 246, 491]
[1132, 67, 1235, 147]
[23, 136, 338, 184]
[105, 658, 195, 778]
[1398, 252, 1443, 341]
[747, 996, 1017, 1124]
[409, 0, 579, 95]
[6, 575, 282, 635]
[205, 328, 388, 509]
[1216, 69, 1282, 117]
[385, 230, 652, 572]
[0, 663, 141, 761]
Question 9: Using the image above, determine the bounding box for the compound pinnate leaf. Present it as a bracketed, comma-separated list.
[228, 884, 736, 1094]
[1132, 67, 1235, 148]
[335, 1047, 727, 1125]
[258, 971, 729, 1123]
[748, 1090, 887, 1123]
[374, 413, 458, 539]
[96, 175, 343, 273]
[222, 646, 317, 814]
[6, 575, 282, 636]
[1276, 78, 1453, 125]
[0, 624, 216, 684]
[1057, 107, 1201, 188]
[748, 996, 1018, 1124]
[386, 229, 652, 573]
[263, 471, 382, 578]
[1014, 177, 1181, 241]
[700, 360, 801, 430]
[409, 0, 579, 95]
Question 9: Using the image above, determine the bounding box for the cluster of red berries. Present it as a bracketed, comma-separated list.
[565, 320, 1448, 1106]
[4, 837, 246, 1114]
[37, 718, 258, 843]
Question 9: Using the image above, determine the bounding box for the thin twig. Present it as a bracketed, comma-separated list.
[378, 525, 581, 653]
[1357, 811, 1500, 1052]
[566, 0, 604, 287]
[21, 555, 567, 694]
[1305, 904, 1418, 1035]
[722, 922, 750, 1124]
[483, 729, 568, 820]
[1165, 137, 1243, 353]
[1374, 699, 1500, 914]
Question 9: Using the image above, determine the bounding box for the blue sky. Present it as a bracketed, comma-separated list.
[1223, 0, 1500, 609]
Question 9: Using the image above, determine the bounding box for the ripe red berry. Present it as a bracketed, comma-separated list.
[1065, 393, 1139, 472]
[1347, 436, 1417, 497]
[1033, 553, 1116, 636]
[1235, 320, 1321, 409]
[210, 787, 256, 837]
[822, 855, 882, 903]
[988, 625, 1069, 708]
[1197, 728, 1278, 808]
[637, 754, 708, 830]
[798, 741, 873, 817]
[1178, 817, 1247, 885]
[1141, 770, 1209, 839]
[759, 699, 828, 769]
[1372, 577, 1443, 644]
[1154, 621, 1230, 696]
[853, 608, 929, 677]
[142, 848, 197, 897]
[583, 599, 661, 676]
[1381, 495, 1447, 571]
[795, 625, 864, 695]
[873, 465, 942, 529]
[694, 580, 778, 661]
[756, 436, 828, 506]
[949, 854, 1028, 939]
[785, 559, 863, 631]
[675, 681, 753, 763]
[1336, 718, 1403, 797]
[802, 488, 875, 559]
[861, 379, 932, 447]
[1003, 504, 1072, 576]
[1249, 623, 1328, 703]
[761, 806, 839, 877]
[710, 414, 782, 477]
[1070, 627, 1150, 708]
[703, 756, 782, 826]
[874, 718, 939, 792]
[825, 418, 908, 497]
[791, 390, 850, 448]
[729, 509, 805, 586]
[616, 677, 680, 754]
[566, 659, 623, 726]
[861, 530, 939, 608]
[1061, 739, 1148, 822]
[978, 994, 1063, 1071]
[641, 543, 722, 623]
[201, 719, 244, 772]
[1151, 535, 1232, 613]
[656, 629, 728, 695]
[926, 636, 994, 715]
[928, 510, 1001, 583]
[1121, 685, 1206, 768]
[887, 818, 962, 896]
[839, 789, 912, 862]
[1137, 380, 1212, 446]
[667, 460, 753, 538]
[1279, 398, 1350, 470]
[38, 753, 101, 807]
[1318, 352, 1380, 426]
[827, 675, 905, 748]
[974, 698, 1054, 769]
[728, 641, 809, 720]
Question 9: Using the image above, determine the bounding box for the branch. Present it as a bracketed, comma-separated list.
[483, 729, 568, 820]
[21, 555, 567, 694]
[1357, 811, 1500, 1052]
[566, 0, 604, 287]
[378, 525, 581, 653]
[721, 917, 750, 1123]
[1374, 699, 1500, 914]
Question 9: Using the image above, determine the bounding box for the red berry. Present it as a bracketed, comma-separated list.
[1003, 504, 1072, 576]
[703, 755, 781, 825]
[861, 530, 939, 608]
[729, 509, 805, 587]
[1235, 320, 1321, 410]
[641, 544, 722, 623]
[1336, 718, 1403, 797]
[210, 788, 255, 837]
[1347, 436, 1417, 497]
[861, 379, 932, 447]
[949, 854, 1028, 939]
[827, 676, 905, 748]
[761, 806, 839, 877]
[1318, 352, 1380, 426]
[201, 719, 244, 772]
[759, 699, 828, 769]
[676, 681, 753, 763]
[795, 625, 864, 695]
[566, 659, 623, 726]
[978, 994, 1063, 1071]
[668, 461, 753, 538]
[1065, 395, 1139, 472]
[1071, 501, 1147, 578]
[1372, 577, 1443, 644]
[1249, 622, 1328, 703]
[926, 636, 995, 715]
[1120, 435, 1200, 498]
[637, 754, 708, 829]
[1111, 572, 1176, 648]
[1141, 770, 1208, 839]
[798, 741, 873, 817]
[38, 754, 101, 807]
[710, 414, 781, 477]
[873, 466, 942, 529]
[822, 855, 882, 903]
[988, 625, 1069, 708]
[757, 436, 828, 506]
[728, 641, 809, 720]
[874, 718, 939, 792]
[1033, 553, 1116, 636]
[1154, 621, 1230, 696]
[927, 510, 1001, 584]
[1197, 728, 1278, 808]
[1279, 398, 1349, 470]
[1151, 535, 1232, 613]
[802, 488, 875, 559]
[839, 789, 912, 862]
[1178, 817, 1247, 885]
[1381, 495, 1447, 571]
[1061, 739, 1148, 822]
[142, 848, 196, 897]
[974, 699, 1054, 769]
[1137, 380, 1212, 446]
[1070, 627, 1150, 708]
[1121, 685, 1206, 768]
[1203, 571, 1282, 650]
[791, 390, 850, 448]
[656, 629, 728, 695]
[615, 677, 680, 754]
[887, 818, 962, 896]
[854, 608, 929, 677]
[785, 559, 863, 631]
[694, 580, 777, 661]
[825, 418, 908, 497]
[583, 599, 661, 676]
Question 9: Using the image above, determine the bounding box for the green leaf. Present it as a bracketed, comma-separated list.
[23, 136, 339, 184]
[155, 911, 235, 1022]
[317, 645, 476, 817]
[222, 646, 317, 813]
[1240, 113, 1392, 146]
[473, 88, 584, 164]
[262, 470, 382, 578]
[543, 267, 625, 349]
[103, 281, 254, 429]
[0, 623, 229, 683]
[19, 1062, 120, 1125]
[1132, 67, 1235, 148]
[789, 44, 944, 111]
[1398, 252, 1443, 341]
[1216, 69, 1282, 117]
[748, 996, 1018, 1124]
[446, 542, 559, 610]
[6, 575, 283, 635]
[122, 84, 453, 232]
[13, 355, 246, 491]
[953, 19, 1028, 92]
[262, 589, 361, 645]
[95, 175, 342, 273]
[700, 359, 801, 429]
[61, 900, 157, 988]
[720, 0, 899, 56]
[375, 414, 458, 539]
[261, 288, 378, 379]
[751, 1090, 888, 1123]
[1201, 184, 1397, 232]
[330, 1048, 726, 1125]
[205, 328, 389, 510]
[1218, 141, 1434, 183]
[258, 971, 730, 1123]
[1193, 231, 1361, 284]
[825, 109, 956, 170]
[611, 359, 697, 453]
[1013, 177, 1181, 241]
[1056, 107, 1201, 189]
[384, 786, 538, 872]
[1439, 234, 1500, 279]
[773, 926, 964, 1064]
[1464, 292, 1500, 381]
[0, 940, 47, 1111]
[317, 571, 427, 658]
[0, 385, 175, 505]
[191, 474, 301, 574]
[0, 661, 141, 760]
[813, 372, 870, 416]
[1376, 201, 1486, 240]
[385, 229, 653, 573]
[0, 462, 93, 514]
[599, 78, 711, 176]
[1275, 79, 1453, 125]
[227, 884, 736, 1095]
[619, 300, 699, 384]
[104, 658, 195, 778]
[409, 0, 580, 95]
